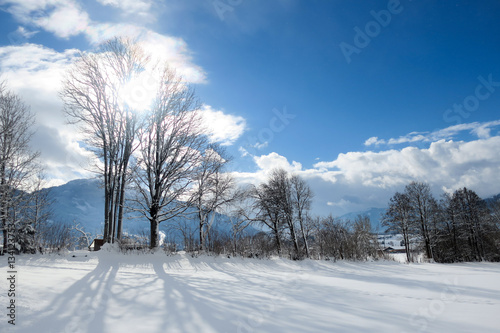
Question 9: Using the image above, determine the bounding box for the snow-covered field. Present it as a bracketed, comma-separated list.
[2, 250, 499, 333]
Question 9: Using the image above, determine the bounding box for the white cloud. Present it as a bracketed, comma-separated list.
[327, 199, 351, 208]
[1, 1, 205, 83]
[96, 0, 153, 18]
[1, 0, 90, 38]
[85, 24, 207, 84]
[0, 44, 99, 185]
[254, 152, 302, 174]
[36, 2, 90, 38]
[0, 40, 209, 185]
[233, 135, 500, 216]
[7, 26, 38, 45]
[364, 136, 385, 146]
[198, 105, 246, 146]
[365, 120, 500, 146]
[0, 44, 79, 116]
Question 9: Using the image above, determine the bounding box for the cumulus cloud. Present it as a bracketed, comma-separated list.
[233, 134, 500, 216]
[197, 105, 246, 146]
[0, 43, 97, 185]
[317, 137, 500, 190]
[36, 2, 90, 38]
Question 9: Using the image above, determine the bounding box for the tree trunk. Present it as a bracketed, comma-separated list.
[199, 208, 205, 251]
[274, 226, 281, 255]
[116, 156, 129, 241]
[298, 212, 310, 258]
[150, 205, 160, 249]
[150, 219, 159, 249]
[289, 219, 300, 257]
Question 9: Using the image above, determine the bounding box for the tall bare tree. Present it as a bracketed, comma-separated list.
[290, 174, 313, 258]
[383, 192, 414, 262]
[247, 182, 284, 255]
[191, 146, 237, 251]
[131, 67, 208, 249]
[405, 181, 438, 260]
[247, 169, 300, 257]
[61, 38, 147, 244]
[450, 187, 487, 261]
[0, 81, 40, 254]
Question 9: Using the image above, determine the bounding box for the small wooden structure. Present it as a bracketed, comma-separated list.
[383, 247, 406, 254]
[89, 238, 104, 251]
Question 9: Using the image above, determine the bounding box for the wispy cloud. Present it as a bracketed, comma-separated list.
[364, 120, 500, 146]
[96, 0, 155, 19]
[1, 0, 90, 38]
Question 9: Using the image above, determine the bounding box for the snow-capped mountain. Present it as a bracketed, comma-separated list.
[42, 178, 254, 240]
[43, 178, 149, 236]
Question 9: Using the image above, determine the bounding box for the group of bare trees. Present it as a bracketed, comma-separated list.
[3, 36, 499, 263]
[181, 168, 378, 261]
[0, 81, 81, 254]
[62, 39, 148, 245]
[0, 81, 47, 254]
[241, 169, 314, 259]
[383, 182, 500, 263]
[61, 37, 238, 251]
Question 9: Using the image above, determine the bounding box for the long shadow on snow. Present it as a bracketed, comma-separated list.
[152, 259, 251, 333]
[18, 256, 118, 333]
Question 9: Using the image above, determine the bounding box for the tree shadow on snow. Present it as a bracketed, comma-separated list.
[17, 256, 118, 333]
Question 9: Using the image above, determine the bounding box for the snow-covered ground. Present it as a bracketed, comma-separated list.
[2, 250, 499, 333]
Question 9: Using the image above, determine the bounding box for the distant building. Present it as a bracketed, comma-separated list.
[89, 239, 104, 251]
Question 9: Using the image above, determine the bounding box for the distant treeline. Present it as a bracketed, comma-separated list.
[382, 182, 500, 263]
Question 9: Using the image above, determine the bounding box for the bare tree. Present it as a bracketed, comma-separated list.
[382, 192, 414, 262]
[61, 38, 147, 244]
[0, 81, 40, 254]
[24, 174, 54, 252]
[247, 182, 284, 255]
[351, 215, 377, 260]
[290, 174, 313, 258]
[270, 169, 299, 257]
[246, 169, 300, 257]
[405, 181, 438, 260]
[71, 221, 92, 250]
[191, 146, 238, 251]
[130, 66, 208, 249]
[450, 187, 488, 261]
[38, 221, 73, 253]
[220, 194, 254, 256]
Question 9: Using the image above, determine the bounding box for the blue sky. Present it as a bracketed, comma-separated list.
[1, 0, 500, 216]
